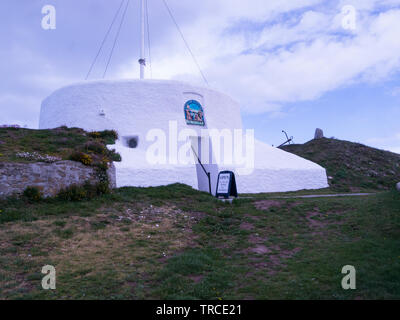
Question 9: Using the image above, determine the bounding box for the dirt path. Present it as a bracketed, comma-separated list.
[276, 193, 377, 199]
[220, 193, 377, 202]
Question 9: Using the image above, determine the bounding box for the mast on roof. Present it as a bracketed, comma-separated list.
[139, 0, 146, 79]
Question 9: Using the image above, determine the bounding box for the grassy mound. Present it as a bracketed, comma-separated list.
[0, 126, 120, 167]
[281, 138, 400, 192]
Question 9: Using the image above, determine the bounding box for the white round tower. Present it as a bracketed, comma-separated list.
[39, 79, 329, 193]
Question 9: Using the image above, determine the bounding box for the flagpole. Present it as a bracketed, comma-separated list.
[139, 0, 146, 79]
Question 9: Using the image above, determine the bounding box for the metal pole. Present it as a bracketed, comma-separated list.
[207, 172, 212, 195]
[139, 0, 146, 79]
[191, 146, 212, 195]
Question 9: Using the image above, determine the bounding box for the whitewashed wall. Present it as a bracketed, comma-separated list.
[40, 79, 328, 193]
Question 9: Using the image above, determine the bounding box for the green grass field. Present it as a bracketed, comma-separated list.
[0, 184, 399, 300]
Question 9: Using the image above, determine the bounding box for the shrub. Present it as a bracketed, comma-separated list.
[57, 181, 111, 202]
[23, 187, 42, 203]
[69, 151, 93, 166]
[57, 184, 87, 201]
[83, 180, 110, 197]
[95, 182, 110, 195]
[102, 130, 118, 140]
[82, 181, 97, 199]
[85, 141, 106, 154]
[107, 149, 122, 162]
[88, 130, 118, 144]
[88, 131, 101, 139]
[97, 162, 108, 171]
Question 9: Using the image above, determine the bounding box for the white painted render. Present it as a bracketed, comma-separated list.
[39, 79, 328, 194]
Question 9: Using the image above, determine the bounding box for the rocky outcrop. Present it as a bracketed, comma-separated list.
[314, 128, 324, 140]
[0, 161, 116, 198]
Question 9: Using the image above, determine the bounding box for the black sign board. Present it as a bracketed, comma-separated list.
[216, 171, 238, 199]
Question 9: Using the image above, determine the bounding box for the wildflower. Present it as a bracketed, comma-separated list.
[16, 151, 61, 163]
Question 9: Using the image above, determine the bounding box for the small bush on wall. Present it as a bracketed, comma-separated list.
[88, 130, 118, 144]
[85, 141, 106, 155]
[107, 149, 121, 162]
[68, 129, 121, 169]
[23, 186, 43, 203]
[69, 151, 93, 166]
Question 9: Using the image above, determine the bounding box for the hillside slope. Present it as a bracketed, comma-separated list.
[281, 138, 400, 191]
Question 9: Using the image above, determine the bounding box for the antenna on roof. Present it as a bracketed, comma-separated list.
[139, 0, 146, 79]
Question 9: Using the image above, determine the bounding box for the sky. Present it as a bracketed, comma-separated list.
[1, 0, 400, 153]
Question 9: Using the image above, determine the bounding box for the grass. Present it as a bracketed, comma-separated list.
[0, 126, 119, 166]
[0, 183, 399, 300]
[281, 138, 400, 192]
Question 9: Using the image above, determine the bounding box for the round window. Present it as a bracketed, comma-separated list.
[128, 137, 138, 149]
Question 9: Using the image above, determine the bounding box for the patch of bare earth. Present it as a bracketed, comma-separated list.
[288, 201, 303, 208]
[254, 200, 283, 211]
[242, 232, 302, 276]
[213, 235, 238, 250]
[305, 207, 347, 235]
[251, 245, 271, 254]
[248, 234, 269, 245]
[188, 275, 204, 284]
[240, 222, 254, 231]
[244, 244, 302, 277]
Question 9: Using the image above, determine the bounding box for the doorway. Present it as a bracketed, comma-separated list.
[190, 136, 219, 195]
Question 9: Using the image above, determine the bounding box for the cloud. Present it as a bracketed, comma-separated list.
[118, 0, 400, 114]
[2, 0, 400, 129]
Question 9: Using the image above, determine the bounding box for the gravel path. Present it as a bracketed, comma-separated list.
[276, 193, 376, 199]
[219, 193, 377, 202]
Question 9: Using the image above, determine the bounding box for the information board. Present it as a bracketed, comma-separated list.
[216, 171, 238, 199]
[217, 173, 231, 194]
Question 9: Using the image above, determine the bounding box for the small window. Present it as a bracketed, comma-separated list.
[123, 136, 139, 149]
[128, 137, 138, 149]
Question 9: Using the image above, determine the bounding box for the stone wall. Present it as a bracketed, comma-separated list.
[0, 160, 116, 198]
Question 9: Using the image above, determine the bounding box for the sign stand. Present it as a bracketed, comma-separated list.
[216, 171, 238, 199]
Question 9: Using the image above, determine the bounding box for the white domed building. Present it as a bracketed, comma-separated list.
[39, 79, 328, 194]
[39, 1, 328, 195]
